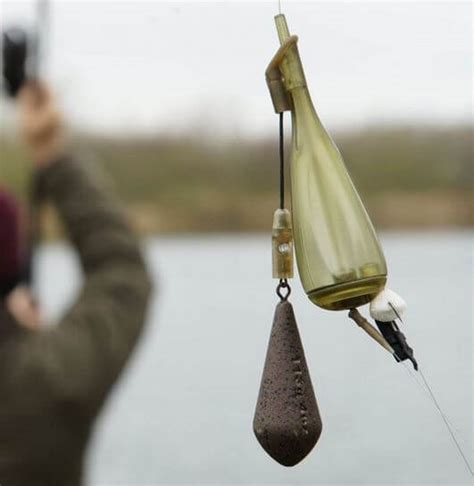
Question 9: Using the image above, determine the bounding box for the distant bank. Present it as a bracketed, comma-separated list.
[1, 124, 472, 237]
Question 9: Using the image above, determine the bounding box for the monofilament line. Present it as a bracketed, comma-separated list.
[418, 369, 473, 476]
[278, 0, 282, 15]
[279, 112, 285, 209]
[401, 362, 467, 442]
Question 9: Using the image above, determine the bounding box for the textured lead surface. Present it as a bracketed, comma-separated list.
[253, 301, 322, 466]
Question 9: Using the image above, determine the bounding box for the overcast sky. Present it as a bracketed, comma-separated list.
[0, 0, 472, 136]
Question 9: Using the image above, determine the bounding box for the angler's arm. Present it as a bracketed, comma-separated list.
[16, 157, 152, 412]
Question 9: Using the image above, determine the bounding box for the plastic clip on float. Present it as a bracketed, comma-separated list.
[253, 14, 417, 467]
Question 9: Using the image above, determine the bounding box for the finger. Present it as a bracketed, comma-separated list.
[19, 92, 59, 129]
[27, 117, 61, 149]
[21, 107, 61, 141]
[18, 81, 52, 111]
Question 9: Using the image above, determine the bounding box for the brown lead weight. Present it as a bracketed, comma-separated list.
[253, 300, 322, 466]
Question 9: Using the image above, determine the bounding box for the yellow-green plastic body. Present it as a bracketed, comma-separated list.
[275, 15, 387, 310]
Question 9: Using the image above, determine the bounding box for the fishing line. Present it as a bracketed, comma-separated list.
[388, 301, 403, 324]
[396, 344, 473, 475]
[400, 362, 464, 440]
[393, 346, 472, 477]
[417, 368, 474, 476]
[388, 301, 472, 474]
[404, 362, 470, 447]
[400, 359, 431, 401]
[279, 112, 285, 209]
[389, 302, 469, 440]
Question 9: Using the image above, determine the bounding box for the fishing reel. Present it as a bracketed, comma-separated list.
[2, 0, 48, 97]
[2, 26, 33, 97]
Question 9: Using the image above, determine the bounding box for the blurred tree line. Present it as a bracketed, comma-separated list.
[1, 124, 472, 235]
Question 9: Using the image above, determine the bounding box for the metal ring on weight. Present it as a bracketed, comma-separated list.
[276, 279, 291, 301]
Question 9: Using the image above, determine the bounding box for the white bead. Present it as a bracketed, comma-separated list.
[369, 288, 407, 322]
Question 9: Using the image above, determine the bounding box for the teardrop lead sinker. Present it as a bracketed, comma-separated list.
[253, 300, 322, 466]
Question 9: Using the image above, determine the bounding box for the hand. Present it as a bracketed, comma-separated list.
[6, 285, 42, 330]
[18, 81, 65, 168]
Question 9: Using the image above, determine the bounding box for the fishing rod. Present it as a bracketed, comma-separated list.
[254, 3, 473, 478]
[2, 0, 50, 293]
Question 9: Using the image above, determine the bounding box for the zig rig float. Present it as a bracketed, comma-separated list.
[253, 14, 417, 468]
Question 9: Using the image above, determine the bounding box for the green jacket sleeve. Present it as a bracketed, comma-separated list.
[12, 157, 152, 413]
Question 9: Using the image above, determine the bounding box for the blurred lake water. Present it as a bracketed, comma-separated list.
[35, 231, 473, 486]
